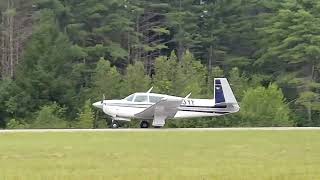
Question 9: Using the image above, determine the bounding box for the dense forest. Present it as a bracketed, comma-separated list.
[0, 0, 319, 128]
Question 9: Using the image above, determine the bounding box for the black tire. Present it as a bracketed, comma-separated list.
[111, 121, 119, 128]
[140, 121, 149, 128]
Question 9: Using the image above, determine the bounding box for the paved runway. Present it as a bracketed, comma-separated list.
[0, 127, 320, 133]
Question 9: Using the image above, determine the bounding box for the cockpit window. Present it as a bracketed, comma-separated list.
[134, 95, 148, 102]
[149, 96, 163, 103]
[125, 94, 135, 101]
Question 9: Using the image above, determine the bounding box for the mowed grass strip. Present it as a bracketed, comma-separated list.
[0, 130, 319, 180]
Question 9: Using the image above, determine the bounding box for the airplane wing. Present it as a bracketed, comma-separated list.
[134, 97, 183, 126]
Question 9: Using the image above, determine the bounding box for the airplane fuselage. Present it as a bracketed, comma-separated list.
[93, 78, 240, 128]
[95, 94, 239, 121]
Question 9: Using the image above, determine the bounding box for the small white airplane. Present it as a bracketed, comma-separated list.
[93, 78, 240, 128]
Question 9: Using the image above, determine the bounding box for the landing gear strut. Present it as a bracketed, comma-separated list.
[140, 121, 149, 128]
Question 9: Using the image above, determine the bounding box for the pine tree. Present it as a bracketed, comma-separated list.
[91, 57, 121, 101]
[240, 84, 292, 127]
[205, 66, 224, 98]
[0, 79, 14, 128]
[32, 103, 67, 128]
[77, 99, 95, 129]
[64, 0, 131, 64]
[176, 50, 205, 97]
[195, 0, 228, 74]
[9, 10, 76, 118]
[166, 0, 200, 61]
[153, 51, 206, 97]
[257, 1, 320, 125]
[228, 67, 249, 100]
[121, 61, 151, 96]
[153, 55, 175, 94]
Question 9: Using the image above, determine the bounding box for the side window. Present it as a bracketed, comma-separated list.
[125, 94, 134, 101]
[149, 96, 163, 103]
[134, 95, 148, 102]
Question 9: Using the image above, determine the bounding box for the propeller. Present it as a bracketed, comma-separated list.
[92, 94, 105, 109]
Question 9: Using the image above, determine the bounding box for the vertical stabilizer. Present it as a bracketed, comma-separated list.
[214, 78, 238, 105]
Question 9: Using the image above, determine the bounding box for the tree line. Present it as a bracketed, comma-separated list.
[0, 0, 319, 128]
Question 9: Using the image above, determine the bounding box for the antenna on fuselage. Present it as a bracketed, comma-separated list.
[146, 87, 153, 93]
[184, 93, 192, 99]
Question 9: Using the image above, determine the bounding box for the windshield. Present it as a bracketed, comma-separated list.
[134, 95, 148, 102]
[149, 95, 164, 103]
[124, 94, 135, 101]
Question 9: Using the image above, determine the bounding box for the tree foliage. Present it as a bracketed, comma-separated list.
[76, 99, 95, 129]
[31, 103, 67, 128]
[240, 84, 292, 127]
[153, 51, 205, 97]
[91, 57, 121, 100]
[0, 0, 319, 128]
[122, 61, 151, 95]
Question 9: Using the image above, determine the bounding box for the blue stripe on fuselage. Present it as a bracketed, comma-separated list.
[215, 79, 225, 104]
[106, 103, 227, 109]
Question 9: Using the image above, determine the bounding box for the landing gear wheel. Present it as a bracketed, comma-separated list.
[111, 121, 119, 128]
[140, 121, 149, 128]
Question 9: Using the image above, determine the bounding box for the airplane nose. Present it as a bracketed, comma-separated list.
[92, 102, 103, 109]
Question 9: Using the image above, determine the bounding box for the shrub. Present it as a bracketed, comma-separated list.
[240, 84, 293, 126]
[6, 119, 27, 129]
[76, 99, 95, 128]
[31, 103, 67, 128]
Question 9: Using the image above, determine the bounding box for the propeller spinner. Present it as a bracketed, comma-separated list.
[92, 94, 105, 109]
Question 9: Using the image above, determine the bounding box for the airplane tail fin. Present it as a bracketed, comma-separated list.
[214, 78, 238, 107]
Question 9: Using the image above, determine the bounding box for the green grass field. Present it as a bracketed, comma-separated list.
[0, 130, 320, 180]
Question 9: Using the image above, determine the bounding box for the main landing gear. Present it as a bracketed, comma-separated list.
[111, 119, 120, 128]
[110, 119, 157, 129]
[140, 121, 150, 128]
